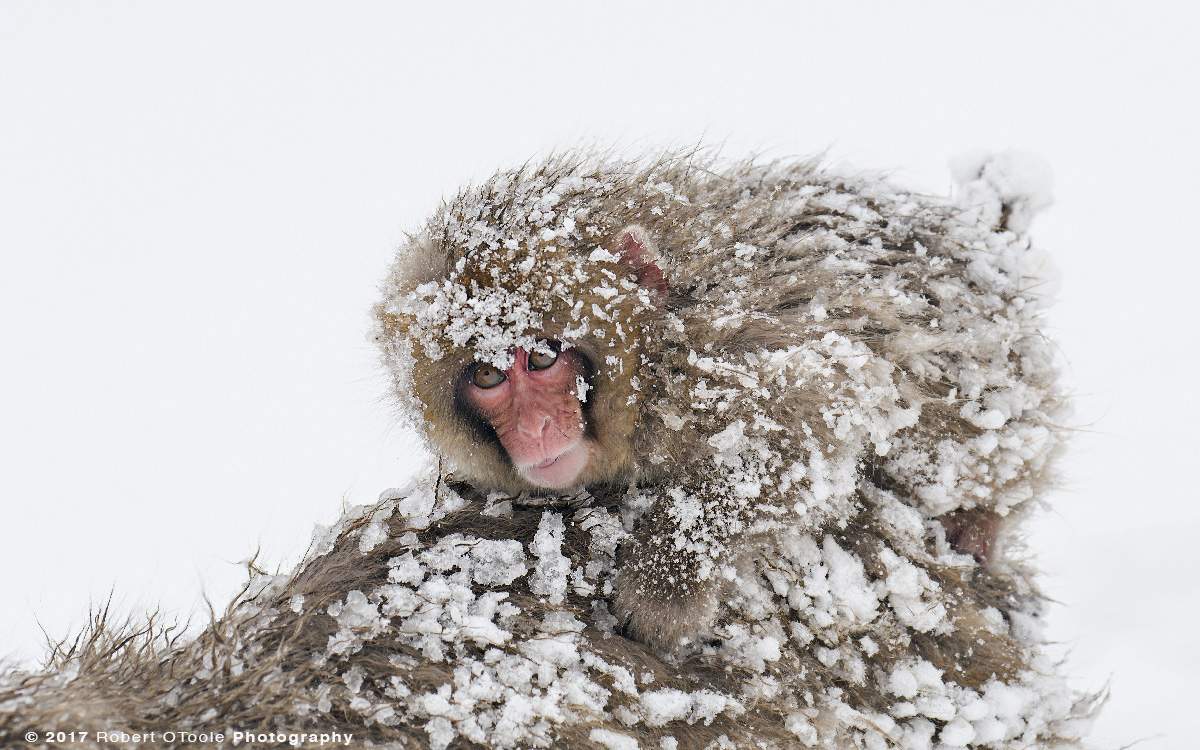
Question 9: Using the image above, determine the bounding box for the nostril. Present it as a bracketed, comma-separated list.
[518, 413, 550, 438]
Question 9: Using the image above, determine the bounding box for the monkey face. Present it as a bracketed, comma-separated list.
[459, 345, 595, 489]
[377, 214, 667, 495]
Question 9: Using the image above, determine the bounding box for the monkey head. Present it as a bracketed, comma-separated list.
[376, 196, 666, 496]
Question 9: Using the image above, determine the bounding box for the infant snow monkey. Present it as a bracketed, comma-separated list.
[376, 150, 1061, 648]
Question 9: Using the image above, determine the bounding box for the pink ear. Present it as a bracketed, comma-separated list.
[615, 225, 667, 299]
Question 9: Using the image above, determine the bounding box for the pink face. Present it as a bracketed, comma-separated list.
[462, 347, 593, 489]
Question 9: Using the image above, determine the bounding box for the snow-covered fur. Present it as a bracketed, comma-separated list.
[374, 151, 1078, 649]
[0, 152, 1098, 749]
[0, 470, 1096, 750]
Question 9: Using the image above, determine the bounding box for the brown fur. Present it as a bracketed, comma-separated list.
[1, 151, 1098, 750]
[0, 479, 1099, 749]
[375, 151, 1068, 648]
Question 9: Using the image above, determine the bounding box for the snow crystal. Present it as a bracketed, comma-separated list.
[950, 150, 1054, 234]
[589, 729, 639, 750]
[689, 691, 743, 725]
[879, 549, 947, 633]
[640, 688, 694, 727]
[529, 512, 571, 605]
[426, 716, 455, 750]
[342, 665, 365, 694]
[469, 538, 528, 586]
[358, 515, 389, 553]
[889, 668, 919, 699]
[821, 537, 880, 623]
[784, 713, 819, 746]
[387, 552, 425, 586]
[395, 485, 436, 524]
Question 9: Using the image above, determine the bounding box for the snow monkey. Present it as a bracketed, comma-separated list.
[375, 151, 1062, 648]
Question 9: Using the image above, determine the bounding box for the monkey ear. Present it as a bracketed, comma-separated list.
[614, 225, 668, 299]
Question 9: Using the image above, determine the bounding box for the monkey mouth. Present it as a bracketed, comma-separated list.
[517, 443, 590, 489]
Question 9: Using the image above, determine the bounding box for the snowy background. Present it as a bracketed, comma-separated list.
[1, 3, 1196, 748]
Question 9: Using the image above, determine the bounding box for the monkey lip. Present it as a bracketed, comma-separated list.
[517, 443, 590, 489]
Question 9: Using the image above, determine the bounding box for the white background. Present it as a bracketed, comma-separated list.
[2, 3, 1196, 747]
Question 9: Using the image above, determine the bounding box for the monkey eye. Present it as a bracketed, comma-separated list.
[528, 349, 559, 371]
[470, 364, 507, 389]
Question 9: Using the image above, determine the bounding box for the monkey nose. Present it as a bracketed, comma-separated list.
[518, 414, 551, 438]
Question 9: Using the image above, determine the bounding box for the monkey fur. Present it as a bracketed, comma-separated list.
[0, 151, 1097, 750]
[375, 150, 1066, 649]
[0, 472, 1097, 750]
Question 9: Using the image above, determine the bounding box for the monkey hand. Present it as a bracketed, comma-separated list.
[612, 530, 724, 650]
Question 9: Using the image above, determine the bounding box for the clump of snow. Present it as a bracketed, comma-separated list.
[950, 150, 1054, 234]
[358, 515, 390, 553]
[589, 728, 639, 750]
[529, 512, 572, 605]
